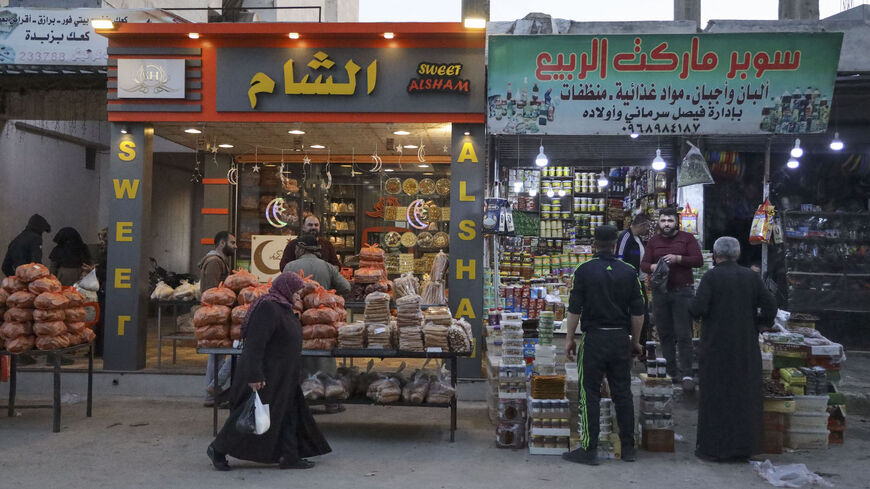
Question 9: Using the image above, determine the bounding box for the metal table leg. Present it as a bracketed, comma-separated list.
[8, 355, 17, 417]
[450, 356, 457, 442]
[157, 304, 163, 367]
[52, 353, 61, 433]
[212, 355, 219, 436]
[87, 344, 93, 417]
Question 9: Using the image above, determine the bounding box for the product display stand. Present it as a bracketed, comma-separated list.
[198, 347, 467, 441]
[1, 343, 94, 433]
[153, 298, 197, 367]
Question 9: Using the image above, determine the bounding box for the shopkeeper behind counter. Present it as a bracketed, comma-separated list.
[279, 216, 340, 271]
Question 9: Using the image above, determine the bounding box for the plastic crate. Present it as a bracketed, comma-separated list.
[641, 428, 675, 452]
[785, 429, 829, 450]
[763, 398, 796, 414]
[794, 395, 829, 413]
[787, 412, 829, 430]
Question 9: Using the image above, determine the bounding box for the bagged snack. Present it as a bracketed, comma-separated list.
[302, 287, 340, 310]
[295, 271, 320, 298]
[353, 267, 383, 284]
[4, 307, 33, 323]
[195, 323, 230, 341]
[398, 326, 424, 352]
[16, 263, 50, 283]
[80, 328, 96, 344]
[0, 321, 33, 339]
[61, 287, 85, 307]
[34, 320, 66, 337]
[336, 366, 360, 397]
[5, 334, 36, 353]
[359, 243, 386, 261]
[223, 268, 259, 292]
[367, 376, 402, 404]
[28, 276, 62, 294]
[393, 272, 420, 299]
[338, 322, 366, 349]
[201, 283, 236, 307]
[150, 280, 174, 301]
[420, 280, 446, 306]
[426, 367, 456, 403]
[7, 290, 37, 308]
[319, 372, 349, 400]
[302, 338, 337, 350]
[423, 322, 449, 349]
[749, 199, 776, 245]
[302, 323, 338, 340]
[302, 374, 325, 401]
[66, 321, 86, 334]
[429, 251, 448, 282]
[36, 334, 69, 350]
[64, 307, 87, 322]
[402, 370, 432, 404]
[448, 324, 473, 352]
[193, 304, 231, 327]
[33, 309, 65, 322]
[34, 292, 69, 310]
[231, 304, 250, 324]
[366, 323, 392, 348]
[677, 141, 714, 187]
[2, 276, 26, 293]
[230, 324, 242, 341]
[301, 306, 339, 326]
[364, 291, 391, 325]
[197, 338, 233, 348]
[237, 285, 267, 305]
[171, 280, 198, 300]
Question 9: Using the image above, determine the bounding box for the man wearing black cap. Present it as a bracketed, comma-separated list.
[563, 225, 645, 465]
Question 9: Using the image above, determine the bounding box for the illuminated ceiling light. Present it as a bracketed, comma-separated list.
[384, 168, 394, 172]
[651, 149, 667, 171]
[188, 32, 200, 39]
[787, 156, 800, 169]
[218, 144, 233, 148]
[829, 132, 844, 151]
[418, 164, 430, 168]
[546, 188, 555, 198]
[403, 144, 419, 149]
[309, 144, 325, 149]
[535, 142, 548, 167]
[597, 171, 609, 187]
[383, 32, 395, 39]
[790, 138, 804, 158]
[184, 128, 202, 134]
[464, 131, 471, 136]
[120, 128, 128, 134]
[557, 189, 566, 197]
[423, 172, 434, 176]
[90, 19, 114, 29]
[464, 18, 486, 29]
[288, 32, 300, 39]
[340, 164, 352, 168]
[528, 188, 538, 197]
[513, 181, 523, 193]
[630, 133, 639, 139]
[288, 129, 305, 135]
[393, 130, 410, 135]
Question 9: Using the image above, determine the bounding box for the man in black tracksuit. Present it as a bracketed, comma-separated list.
[563, 226, 644, 465]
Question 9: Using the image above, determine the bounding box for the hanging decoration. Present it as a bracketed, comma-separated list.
[407, 199, 429, 230]
[265, 198, 288, 228]
[417, 138, 426, 163]
[321, 148, 333, 190]
[227, 160, 238, 186]
[252, 145, 260, 173]
[190, 151, 202, 183]
[370, 145, 383, 172]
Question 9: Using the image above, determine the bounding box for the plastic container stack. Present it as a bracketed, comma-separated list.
[529, 398, 571, 455]
[496, 312, 527, 449]
[639, 373, 675, 452]
[785, 395, 830, 449]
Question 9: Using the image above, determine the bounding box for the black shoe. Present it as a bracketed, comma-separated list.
[621, 446, 637, 462]
[694, 449, 721, 462]
[207, 444, 231, 471]
[562, 447, 599, 466]
[279, 457, 315, 469]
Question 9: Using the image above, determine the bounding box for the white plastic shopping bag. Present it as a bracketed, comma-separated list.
[254, 392, 270, 435]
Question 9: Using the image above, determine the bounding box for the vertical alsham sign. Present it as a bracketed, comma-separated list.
[450, 124, 485, 376]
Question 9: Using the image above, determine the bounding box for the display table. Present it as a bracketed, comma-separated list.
[198, 347, 466, 441]
[1, 343, 94, 433]
[153, 299, 197, 367]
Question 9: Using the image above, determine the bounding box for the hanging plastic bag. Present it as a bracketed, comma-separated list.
[235, 390, 257, 434]
[680, 203, 699, 235]
[483, 198, 502, 234]
[749, 199, 776, 245]
[678, 141, 714, 187]
[78, 268, 100, 292]
[253, 391, 270, 435]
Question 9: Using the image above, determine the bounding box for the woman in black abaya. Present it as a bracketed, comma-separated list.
[207, 271, 330, 470]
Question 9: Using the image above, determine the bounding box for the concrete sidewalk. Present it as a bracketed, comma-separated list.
[1, 394, 868, 489]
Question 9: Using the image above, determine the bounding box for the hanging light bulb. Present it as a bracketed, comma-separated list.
[557, 189, 566, 197]
[597, 171, 609, 188]
[535, 143, 548, 167]
[790, 138, 803, 158]
[651, 149, 667, 171]
[829, 132, 844, 151]
[546, 188, 555, 198]
[529, 188, 538, 197]
[786, 156, 800, 169]
[513, 180, 523, 193]
[630, 133, 639, 139]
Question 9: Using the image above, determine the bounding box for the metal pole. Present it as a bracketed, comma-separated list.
[762, 138, 771, 277]
[53, 353, 61, 433]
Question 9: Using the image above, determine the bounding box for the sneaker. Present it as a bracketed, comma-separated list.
[621, 446, 637, 462]
[207, 444, 231, 471]
[562, 447, 599, 465]
[682, 377, 696, 393]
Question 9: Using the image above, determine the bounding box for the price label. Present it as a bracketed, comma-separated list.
[427, 347, 443, 353]
[374, 327, 387, 335]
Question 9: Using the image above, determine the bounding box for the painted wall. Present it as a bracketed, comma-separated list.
[148, 157, 194, 274]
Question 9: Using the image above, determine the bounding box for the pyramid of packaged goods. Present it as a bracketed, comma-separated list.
[338, 321, 366, 348]
[195, 282, 234, 348]
[354, 243, 387, 284]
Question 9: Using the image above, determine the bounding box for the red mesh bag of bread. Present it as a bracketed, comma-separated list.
[80, 328, 96, 343]
[301, 306, 339, 326]
[237, 285, 268, 305]
[36, 334, 69, 350]
[66, 321, 86, 334]
[64, 307, 87, 322]
[5, 307, 33, 323]
[0, 288, 9, 304]
[61, 287, 85, 307]
[16, 263, 50, 283]
[301, 323, 337, 340]
[0, 321, 33, 339]
[201, 283, 236, 307]
[303, 287, 340, 310]
[293, 270, 320, 298]
[197, 338, 232, 348]
[34, 309, 65, 322]
[231, 304, 250, 325]
[230, 324, 242, 340]
[2, 276, 26, 293]
[302, 338, 337, 350]
[193, 304, 231, 327]
[60, 331, 78, 346]
[34, 321, 66, 337]
[359, 243, 386, 261]
[359, 259, 386, 269]
[28, 276, 62, 294]
[223, 269, 259, 292]
[195, 323, 229, 341]
[7, 290, 36, 308]
[5, 334, 35, 353]
[34, 292, 69, 310]
[353, 267, 383, 284]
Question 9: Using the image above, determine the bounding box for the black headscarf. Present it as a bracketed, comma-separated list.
[49, 227, 91, 268]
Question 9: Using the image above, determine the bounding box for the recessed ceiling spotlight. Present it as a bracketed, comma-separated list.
[288, 32, 300, 39]
[309, 144, 325, 149]
[218, 144, 233, 148]
[288, 129, 305, 135]
[403, 144, 419, 149]
[188, 33, 200, 39]
[184, 128, 201, 134]
[393, 130, 410, 136]
[383, 32, 395, 39]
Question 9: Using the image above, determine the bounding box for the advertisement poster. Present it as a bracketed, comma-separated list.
[488, 33, 843, 135]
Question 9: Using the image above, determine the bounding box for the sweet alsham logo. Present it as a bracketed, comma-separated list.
[124, 62, 176, 94]
[407, 62, 470, 94]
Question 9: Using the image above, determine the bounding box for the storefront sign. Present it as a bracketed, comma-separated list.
[117, 58, 185, 99]
[450, 124, 485, 377]
[217, 47, 484, 113]
[0, 8, 180, 65]
[487, 33, 843, 135]
[250, 234, 292, 281]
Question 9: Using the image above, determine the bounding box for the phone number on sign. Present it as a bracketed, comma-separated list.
[14, 49, 106, 64]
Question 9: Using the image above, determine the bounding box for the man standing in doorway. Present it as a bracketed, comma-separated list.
[690, 237, 777, 461]
[641, 208, 703, 392]
[279, 216, 340, 272]
[563, 226, 645, 465]
[616, 214, 651, 346]
[198, 231, 237, 407]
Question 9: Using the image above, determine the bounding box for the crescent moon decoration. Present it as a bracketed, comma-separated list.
[253, 239, 280, 275]
[407, 199, 428, 230]
[265, 198, 288, 228]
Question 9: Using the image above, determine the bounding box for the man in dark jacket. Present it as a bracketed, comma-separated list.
[279, 216, 340, 272]
[2, 214, 51, 276]
[689, 237, 777, 461]
[198, 231, 236, 407]
[617, 214, 652, 348]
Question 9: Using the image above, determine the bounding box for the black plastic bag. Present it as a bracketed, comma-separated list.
[649, 257, 670, 292]
[235, 390, 257, 434]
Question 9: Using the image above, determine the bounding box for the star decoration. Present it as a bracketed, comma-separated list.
[442, 145, 449, 152]
[252, 163, 260, 173]
[303, 155, 311, 165]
